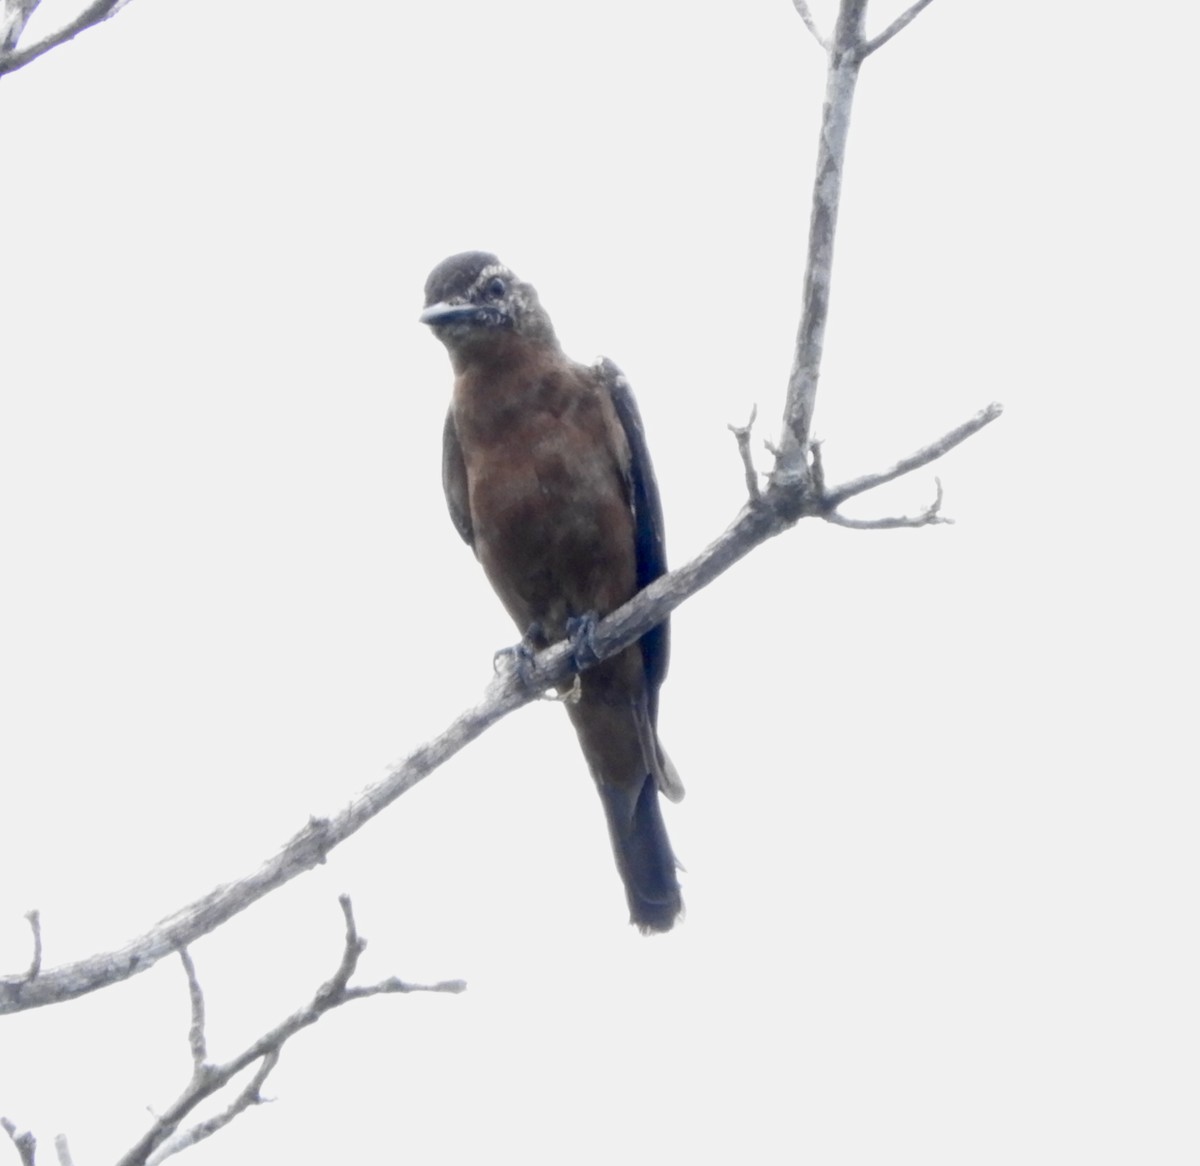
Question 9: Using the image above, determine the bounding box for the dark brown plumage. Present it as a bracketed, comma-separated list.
[421, 251, 683, 932]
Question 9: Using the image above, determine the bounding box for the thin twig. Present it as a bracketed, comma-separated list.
[23, 910, 41, 981]
[322, 894, 366, 1002]
[341, 975, 466, 1001]
[825, 477, 949, 528]
[177, 947, 206, 1069]
[823, 402, 1003, 509]
[790, 0, 828, 49]
[809, 439, 826, 497]
[727, 405, 761, 501]
[861, 0, 937, 57]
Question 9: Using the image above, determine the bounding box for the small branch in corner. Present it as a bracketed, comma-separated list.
[727, 405, 761, 501]
[0, 0, 132, 77]
[23, 910, 41, 982]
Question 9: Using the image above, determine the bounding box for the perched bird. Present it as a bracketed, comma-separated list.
[420, 251, 683, 933]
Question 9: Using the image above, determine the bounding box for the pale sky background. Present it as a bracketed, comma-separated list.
[1, 1, 1196, 1163]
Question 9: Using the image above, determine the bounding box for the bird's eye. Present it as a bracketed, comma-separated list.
[485, 276, 507, 299]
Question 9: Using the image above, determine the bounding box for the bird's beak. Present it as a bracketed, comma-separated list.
[420, 301, 510, 330]
[419, 301, 477, 326]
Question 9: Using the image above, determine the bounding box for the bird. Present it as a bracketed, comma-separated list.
[420, 251, 684, 933]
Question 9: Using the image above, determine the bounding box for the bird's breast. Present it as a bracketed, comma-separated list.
[452, 362, 636, 631]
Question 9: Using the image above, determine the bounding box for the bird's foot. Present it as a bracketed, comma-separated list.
[565, 611, 602, 671]
[493, 640, 537, 686]
[493, 623, 546, 689]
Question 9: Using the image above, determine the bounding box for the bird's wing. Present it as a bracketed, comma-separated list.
[595, 356, 670, 700]
[442, 407, 474, 548]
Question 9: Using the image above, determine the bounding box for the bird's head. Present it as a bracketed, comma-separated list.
[420, 252, 558, 364]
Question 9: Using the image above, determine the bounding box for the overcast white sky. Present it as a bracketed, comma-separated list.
[2, 1, 1197, 1163]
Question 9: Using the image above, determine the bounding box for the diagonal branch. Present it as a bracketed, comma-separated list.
[822, 401, 1002, 510]
[0, 0, 133, 77]
[861, 0, 937, 57]
[0, 396, 1003, 1018]
[790, 1, 828, 49]
[1, 0, 42, 55]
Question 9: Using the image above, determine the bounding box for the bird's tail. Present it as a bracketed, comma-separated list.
[596, 775, 682, 934]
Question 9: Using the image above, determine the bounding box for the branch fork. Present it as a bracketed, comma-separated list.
[119, 897, 463, 1166]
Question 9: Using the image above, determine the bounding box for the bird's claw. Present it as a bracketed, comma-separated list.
[566, 611, 601, 671]
[493, 640, 538, 687]
[494, 622, 548, 689]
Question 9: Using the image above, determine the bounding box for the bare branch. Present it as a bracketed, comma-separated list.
[145, 1052, 279, 1166]
[861, 0, 937, 57]
[790, 0, 828, 49]
[825, 477, 950, 529]
[342, 973, 469, 1002]
[177, 948, 207, 1069]
[1, 0, 42, 55]
[777, 0, 940, 480]
[1, 1118, 36, 1166]
[22, 911, 41, 981]
[117, 899, 463, 1166]
[823, 402, 1003, 510]
[0, 0, 133, 78]
[809, 438, 827, 497]
[775, 0, 869, 481]
[727, 405, 761, 501]
[323, 894, 366, 1001]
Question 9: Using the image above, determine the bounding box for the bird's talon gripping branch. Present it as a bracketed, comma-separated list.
[492, 640, 538, 688]
[565, 611, 601, 671]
